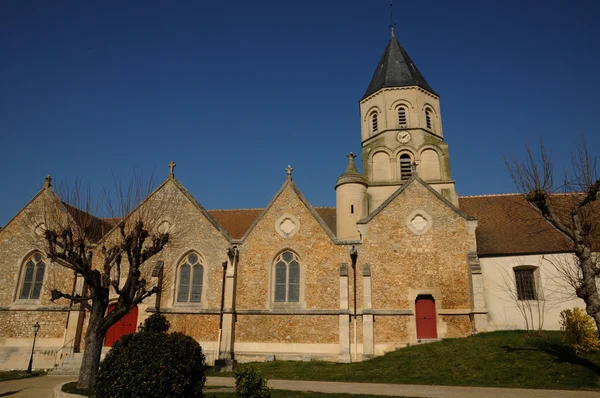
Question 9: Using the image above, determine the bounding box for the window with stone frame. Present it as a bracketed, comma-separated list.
[425, 108, 433, 131]
[397, 106, 408, 127]
[514, 267, 537, 300]
[371, 112, 378, 133]
[274, 251, 300, 303]
[18, 252, 46, 301]
[399, 153, 413, 181]
[176, 252, 204, 303]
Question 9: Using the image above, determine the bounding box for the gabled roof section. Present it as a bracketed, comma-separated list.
[208, 208, 263, 240]
[0, 181, 112, 244]
[208, 207, 336, 239]
[239, 177, 337, 242]
[97, 176, 234, 245]
[358, 177, 473, 224]
[0, 186, 48, 236]
[362, 35, 437, 100]
[164, 178, 234, 242]
[459, 194, 583, 257]
[61, 202, 114, 243]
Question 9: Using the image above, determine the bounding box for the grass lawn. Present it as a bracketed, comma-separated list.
[210, 331, 600, 390]
[0, 370, 46, 382]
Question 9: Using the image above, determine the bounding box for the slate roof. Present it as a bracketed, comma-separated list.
[362, 35, 437, 100]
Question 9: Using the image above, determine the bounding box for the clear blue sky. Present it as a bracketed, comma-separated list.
[1, 0, 599, 225]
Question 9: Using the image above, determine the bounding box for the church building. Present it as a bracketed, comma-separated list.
[0, 30, 586, 370]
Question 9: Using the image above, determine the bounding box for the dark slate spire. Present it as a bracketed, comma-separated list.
[362, 36, 437, 100]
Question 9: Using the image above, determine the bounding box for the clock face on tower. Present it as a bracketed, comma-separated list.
[397, 131, 411, 144]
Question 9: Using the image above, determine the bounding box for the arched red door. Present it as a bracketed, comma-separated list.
[104, 305, 138, 347]
[415, 296, 437, 339]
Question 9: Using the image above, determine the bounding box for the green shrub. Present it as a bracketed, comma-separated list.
[143, 313, 171, 334]
[559, 307, 600, 353]
[95, 331, 206, 398]
[234, 365, 271, 398]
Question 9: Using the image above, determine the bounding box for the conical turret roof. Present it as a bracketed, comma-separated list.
[362, 35, 437, 100]
[336, 153, 367, 188]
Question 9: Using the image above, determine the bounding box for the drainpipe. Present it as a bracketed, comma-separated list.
[350, 246, 358, 362]
[152, 261, 164, 313]
[217, 260, 227, 360]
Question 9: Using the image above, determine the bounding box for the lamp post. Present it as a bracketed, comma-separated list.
[137, 323, 144, 332]
[26, 322, 40, 374]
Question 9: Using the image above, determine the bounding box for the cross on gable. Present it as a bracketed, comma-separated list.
[44, 175, 52, 188]
[347, 152, 356, 160]
[286, 165, 293, 180]
[169, 161, 176, 176]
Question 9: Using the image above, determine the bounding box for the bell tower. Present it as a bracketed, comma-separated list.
[359, 32, 458, 211]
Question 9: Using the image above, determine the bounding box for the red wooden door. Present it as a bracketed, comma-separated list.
[104, 305, 138, 347]
[415, 296, 437, 339]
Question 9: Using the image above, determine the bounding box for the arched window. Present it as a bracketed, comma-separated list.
[397, 106, 407, 127]
[177, 252, 204, 303]
[399, 154, 413, 181]
[274, 251, 300, 303]
[514, 266, 538, 301]
[18, 252, 45, 300]
[425, 108, 433, 131]
[371, 113, 378, 133]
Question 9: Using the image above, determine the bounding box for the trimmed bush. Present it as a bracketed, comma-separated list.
[95, 329, 206, 398]
[234, 365, 271, 398]
[559, 307, 600, 353]
[143, 313, 171, 333]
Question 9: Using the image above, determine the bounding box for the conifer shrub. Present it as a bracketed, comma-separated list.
[559, 307, 600, 353]
[143, 313, 171, 333]
[234, 365, 271, 398]
[95, 319, 206, 398]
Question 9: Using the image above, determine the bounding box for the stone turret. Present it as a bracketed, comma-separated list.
[335, 153, 367, 241]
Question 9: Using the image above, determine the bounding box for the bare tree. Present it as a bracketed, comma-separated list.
[493, 256, 565, 334]
[507, 137, 600, 333]
[29, 174, 177, 389]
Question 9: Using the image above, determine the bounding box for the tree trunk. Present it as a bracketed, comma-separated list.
[578, 254, 600, 334]
[77, 300, 107, 390]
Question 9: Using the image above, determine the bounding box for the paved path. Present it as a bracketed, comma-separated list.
[0, 375, 74, 398]
[1, 375, 598, 398]
[207, 377, 600, 398]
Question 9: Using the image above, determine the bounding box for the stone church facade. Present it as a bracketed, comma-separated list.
[0, 33, 588, 369]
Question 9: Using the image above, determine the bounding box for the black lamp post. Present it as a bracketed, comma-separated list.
[26, 322, 40, 374]
[137, 323, 144, 332]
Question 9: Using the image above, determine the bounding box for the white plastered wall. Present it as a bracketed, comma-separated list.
[481, 253, 585, 330]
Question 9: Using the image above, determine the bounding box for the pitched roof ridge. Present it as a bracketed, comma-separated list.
[460, 193, 521, 198]
[460, 191, 586, 199]
[208, 207, 264, 211]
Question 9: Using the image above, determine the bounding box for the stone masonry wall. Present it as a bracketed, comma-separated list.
[235, 315, 338, 344]
[361, 180, 473, 342]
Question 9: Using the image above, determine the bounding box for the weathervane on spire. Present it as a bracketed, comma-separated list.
[389, 0, 396, 37]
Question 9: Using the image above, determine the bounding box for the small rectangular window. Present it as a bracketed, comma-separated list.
[351, 205, 354, 214]
[515, 269, 537, 300]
